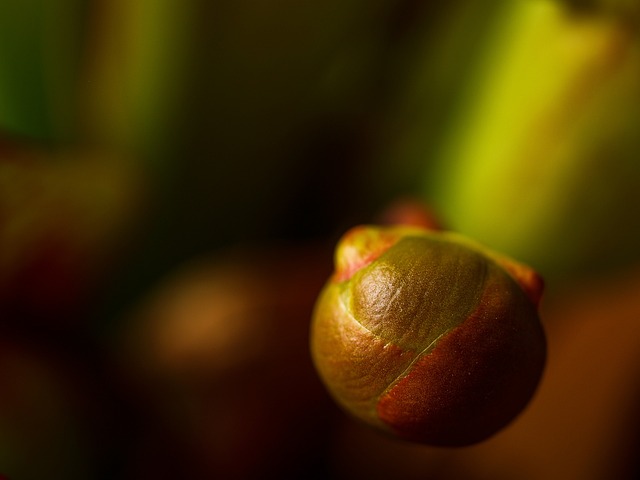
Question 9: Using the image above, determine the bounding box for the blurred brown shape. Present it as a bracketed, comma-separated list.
[118, 243, 338, 479]
[0, 137, 144, 325]
[377, 196, 444, 230]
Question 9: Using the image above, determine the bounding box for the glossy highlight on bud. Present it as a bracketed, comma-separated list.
[310, 225, 546, 446]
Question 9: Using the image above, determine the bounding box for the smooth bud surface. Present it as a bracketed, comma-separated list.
[310, 225, 546, 446]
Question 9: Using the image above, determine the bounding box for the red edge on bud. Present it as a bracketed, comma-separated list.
[332, 226, 404, 283]
[492, 256, 544, 307]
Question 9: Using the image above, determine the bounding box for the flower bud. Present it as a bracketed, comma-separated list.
[310, 225, 546, 446]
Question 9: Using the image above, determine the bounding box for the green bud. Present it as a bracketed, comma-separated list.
[310, 225, 546, 446]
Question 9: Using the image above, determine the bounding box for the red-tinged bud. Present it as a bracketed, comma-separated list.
[311, 225, 546, 446]
[333, 225, 426, 282]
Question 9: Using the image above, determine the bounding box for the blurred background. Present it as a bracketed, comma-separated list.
[1, 0, 639, 478]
